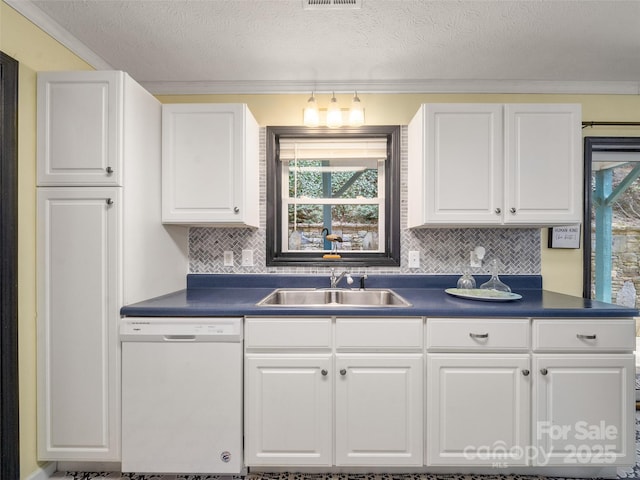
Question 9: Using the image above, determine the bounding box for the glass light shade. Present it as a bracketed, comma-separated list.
[349, 94, 364, 126]
[303, 94, 319, 127]
[326, 94, 342, 128]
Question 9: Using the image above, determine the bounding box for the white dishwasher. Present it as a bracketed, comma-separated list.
[120, 317, 243, 474]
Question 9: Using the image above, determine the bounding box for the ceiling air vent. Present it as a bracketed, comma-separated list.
[303, 0, 362, 10]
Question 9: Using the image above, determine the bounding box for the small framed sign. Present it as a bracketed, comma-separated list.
[548, 224, 581, 249]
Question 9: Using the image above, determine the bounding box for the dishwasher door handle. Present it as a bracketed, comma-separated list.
[163, 335, 197, 341]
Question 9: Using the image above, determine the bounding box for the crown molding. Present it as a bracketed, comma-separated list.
[3, 0, 112, 70]
[144, 79, 640, 96]
[6, 0, 640, 96]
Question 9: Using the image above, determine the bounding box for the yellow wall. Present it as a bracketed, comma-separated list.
[0, 3, 93, 478]
[3, 1, 640, 477]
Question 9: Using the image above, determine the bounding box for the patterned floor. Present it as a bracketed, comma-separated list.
[50, 412, 640, 480]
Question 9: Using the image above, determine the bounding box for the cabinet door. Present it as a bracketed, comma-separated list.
[162, 104, 259, 226]
[37, 187, 120, 461]
[37, 71, 122, 186]
[245, 355, 332, 466]
[504, 104, 582, 224]
[335, 354, 423, 466]
[533, 354, 635, 466]
[427, 354, 530, 466]
[408, 104, 503, 226]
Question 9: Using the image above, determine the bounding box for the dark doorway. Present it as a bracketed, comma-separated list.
[0, 51, 20, 480]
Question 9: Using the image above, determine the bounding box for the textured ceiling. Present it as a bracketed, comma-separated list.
[9, 0, 640, 94]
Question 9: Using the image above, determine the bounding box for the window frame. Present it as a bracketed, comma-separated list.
[266, 125, 401, 267]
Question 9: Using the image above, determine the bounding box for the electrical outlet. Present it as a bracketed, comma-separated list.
[408, 250, 420, 268]
[223, 251, 234, 266]
[242, 249, 254, 267]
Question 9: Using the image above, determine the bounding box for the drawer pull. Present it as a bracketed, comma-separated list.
[163, 335, 195, 341]
[522, 369, 530, 376]
[576, 333, 597, 340]
[469, 332, 489, 339]
[540, 368, 548, 376]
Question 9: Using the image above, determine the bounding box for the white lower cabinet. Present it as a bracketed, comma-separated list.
[244, 355, 333, 466]
[335, 354, 423, 466]
[426, 318, 531, 466]
[532, 354, 635, 467]
[245, 316, 634, 472]
[244, 316, 423, 467]
[426, 317, 635, 469]
[531, 318, 636, 467]
[427, 354, 530, 466]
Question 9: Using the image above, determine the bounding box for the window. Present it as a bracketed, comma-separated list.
[266, 126, 400, 266]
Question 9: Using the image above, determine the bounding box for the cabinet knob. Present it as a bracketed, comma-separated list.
[321, 369, 328, 376]
[494, 208, 501, 214]
[106, 166, 114, 175]
[234, 207, 240, 214]
[522, 369, 530, 376]
[510, 207, 516, 214]
[106, 198, 114, 206]
[339, 369, 347, 376]
[540, 368, 548, 376]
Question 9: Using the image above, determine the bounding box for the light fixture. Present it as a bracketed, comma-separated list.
[303, 93, 319, 127]
[326, 92, 343, 128]
[302, 92, 365, 127]
[349, 91, 364, 127]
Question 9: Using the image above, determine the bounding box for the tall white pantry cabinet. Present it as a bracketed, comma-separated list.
[36, 71, 188, 461]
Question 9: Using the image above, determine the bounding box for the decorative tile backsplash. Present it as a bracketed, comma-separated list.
[189, 127, 541, 276]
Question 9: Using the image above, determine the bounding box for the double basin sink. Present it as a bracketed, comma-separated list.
[256, 288, 411, 307]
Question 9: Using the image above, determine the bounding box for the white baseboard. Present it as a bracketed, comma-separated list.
[25, 462, 57, 480]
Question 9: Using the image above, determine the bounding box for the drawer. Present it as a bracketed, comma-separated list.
[426, 318, 530, 351]
[532, 318, 635, 352]
[245, 317, 332, 349]
[335, 317, 423, 351]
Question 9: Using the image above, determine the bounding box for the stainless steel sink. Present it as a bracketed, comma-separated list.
[256, 288, 411, 307]
[332, 289, 411, 306]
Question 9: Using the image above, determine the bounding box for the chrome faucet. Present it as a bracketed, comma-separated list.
[329, 268, 353, 289]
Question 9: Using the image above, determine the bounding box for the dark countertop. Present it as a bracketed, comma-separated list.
[120, 274, 639, 318]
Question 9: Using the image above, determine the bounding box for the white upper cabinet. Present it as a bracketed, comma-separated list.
[38, 71, 122, 186]
[162, 103, 259, 227]
[408, 103, 582, 227]
[408, 104, 503, 226]
[504, 104, 582, 225]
